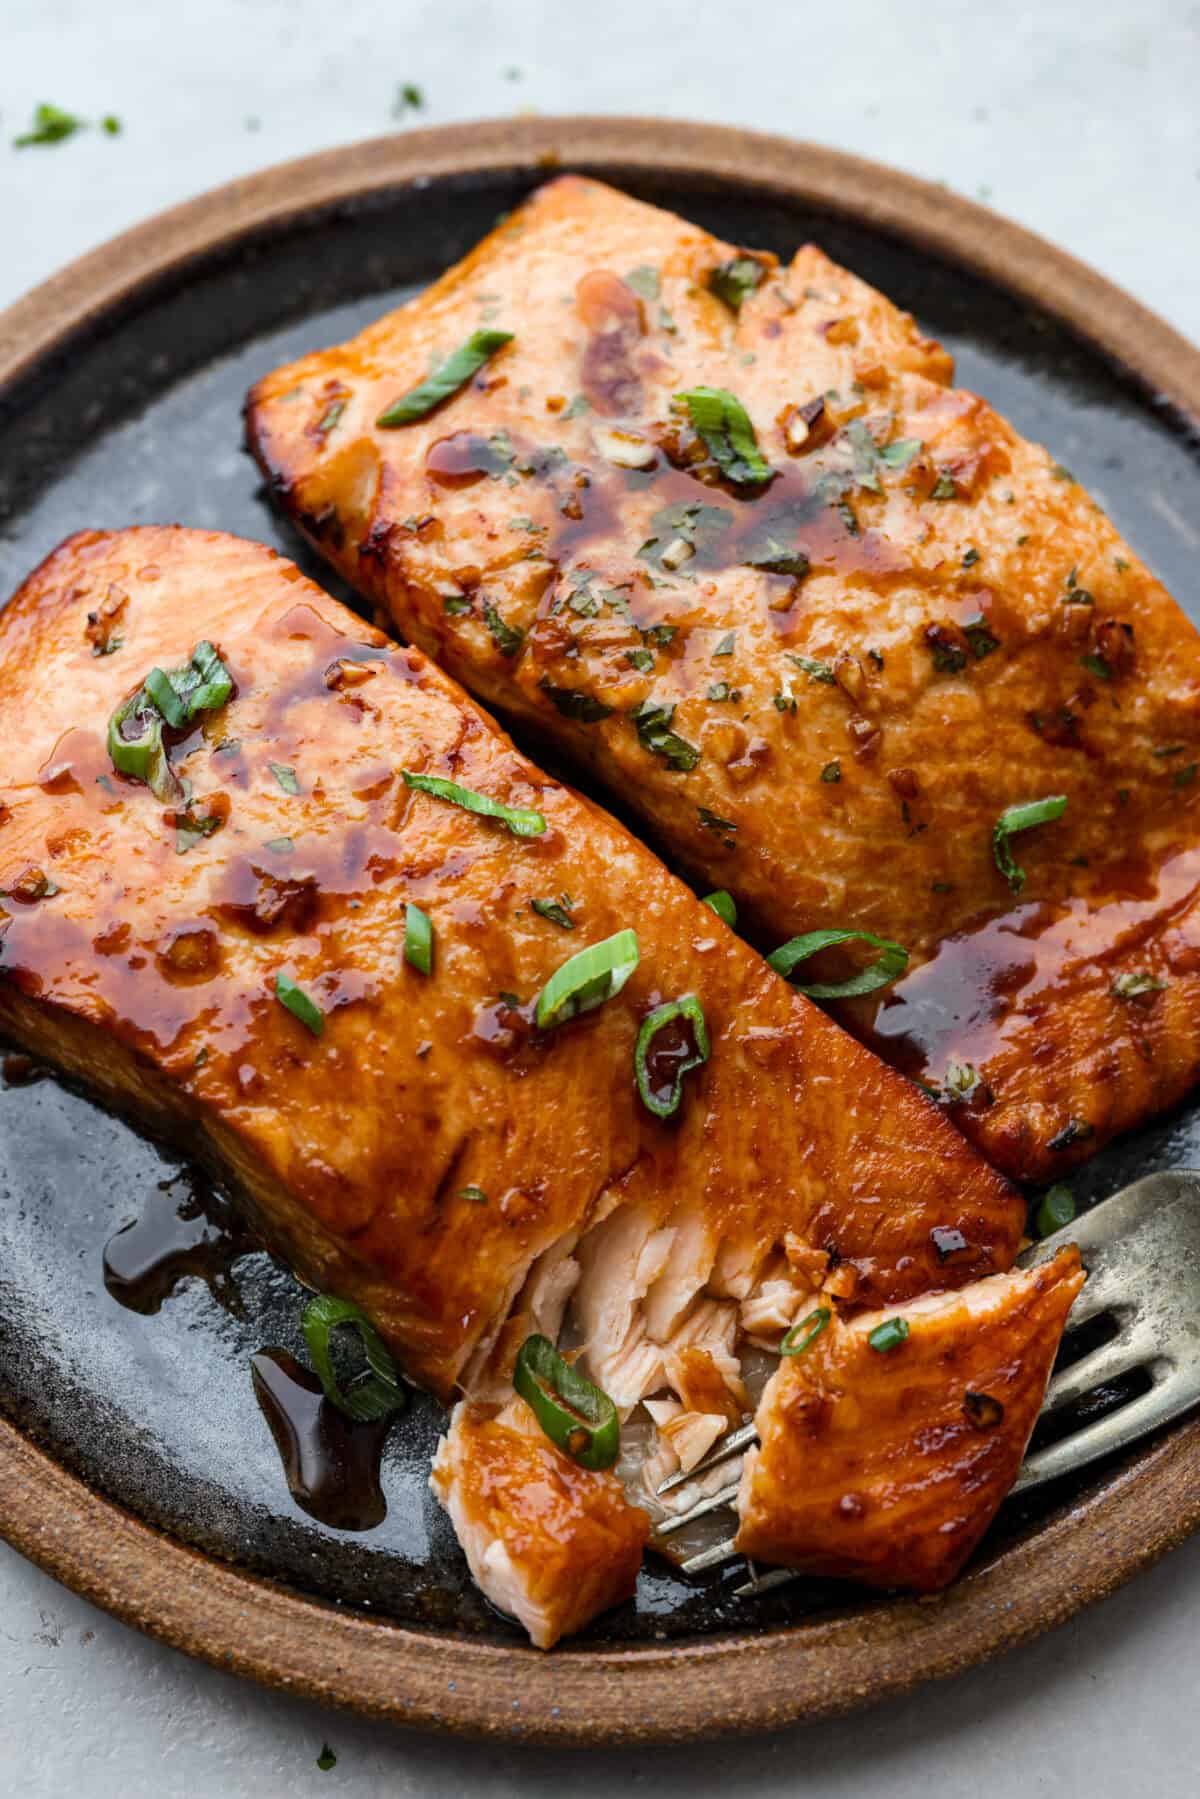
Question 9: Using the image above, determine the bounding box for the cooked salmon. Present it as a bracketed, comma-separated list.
[0, 526, 1027, 1641]
[431, 1397, 649, 1648]
[735, 1246, 1085, 1589]
[246, 173, 1200, 1183]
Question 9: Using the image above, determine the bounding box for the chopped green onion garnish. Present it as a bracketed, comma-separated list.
[867, 1317, 910, 1354]
[301, 1293, 407, 1423]
[531, 896, 575, 930]
[269, 762, 300, 794]
[767, 927, 909, 999]
[1035, 1183, 1076, 1238]
[675, 385, 774, 487]
[992, 795, 1068, 893]
[513, 1333, 619, 1470]
[275, 972, 324, 1036]
[401, 769, 545, 837]
[404, 902, 433, 974]
[107, 689, 178, 802]
[702, 890, 737, 927]
[144, 641, 233, 729]
[376, 329, 514, 427]
[781, 1306, 831, 1357]
[458, 1185, 488, 1204]
[634, 994, 710, 1119]
[535, 928, 640, 1029]
[706, 257, 765, 313]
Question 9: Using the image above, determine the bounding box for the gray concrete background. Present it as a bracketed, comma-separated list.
[2, 1, 1199, 1791]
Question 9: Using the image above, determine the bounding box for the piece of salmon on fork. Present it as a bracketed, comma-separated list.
[0, 527, 1037, 1648]
[246, 171, 1200, 1185]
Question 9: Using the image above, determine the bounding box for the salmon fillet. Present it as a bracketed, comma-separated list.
[735, 1246, 1085, 1590]
[430, 1398, 649, 1648]
[246, 173, 1200, 1183]
[0, 527, 1029, 1640]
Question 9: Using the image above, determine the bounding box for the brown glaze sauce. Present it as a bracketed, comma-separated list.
[425, 431, 514, 488]
[102, 1175, 253, 1314]
[250, 1349, 390, 1531]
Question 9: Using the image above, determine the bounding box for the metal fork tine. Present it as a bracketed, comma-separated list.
[653, 1477, 742, 1537]
[680, 1535, 740, 1575]
[1011, 1375, 1180, 1494]
[656, 1420, 758, 1495]
[733, 1565, 797, 1597]
[1040, 1322, 1158, 1414]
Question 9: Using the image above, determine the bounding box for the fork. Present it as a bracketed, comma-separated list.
[652, 1169, 1200, 1593]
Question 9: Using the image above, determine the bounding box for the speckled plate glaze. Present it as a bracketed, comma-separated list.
[1, 118, 1199, 1744]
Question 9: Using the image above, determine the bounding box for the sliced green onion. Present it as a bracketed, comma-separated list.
[1035, 1182, 1076, 1238]
[992, 795, 1068, 893]
[404, 902, 433, 974]
[531, 896, 575, 929]
[706, 257, 765, 313]
[144, 641, 233, 729]
[301, 1293, 407, 1422]
[401, 769, 546, 838]
[513, 1333, 619, 1470]
[702, 890, 737, 927]
[781, 1306, 831, 1357]
[867, 1317, 910, 1354]
[275, 972, 324, 1036]
[634, 994, 710, 1119]
[269, 762, 300, 795]
[675, 385, 774, 487]
[376, 329, 514, 427]
[535, 928, 640, 1029]
[107, 689, 179, 802]
[767, 927, 909, 1000]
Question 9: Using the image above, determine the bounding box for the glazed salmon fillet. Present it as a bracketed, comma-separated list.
[247, 173, 1200, 1183]
[0, 527, 1038, 1641]
[735, 1246, 1084, 1589]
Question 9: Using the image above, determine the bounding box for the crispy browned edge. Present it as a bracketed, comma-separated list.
[0, 116, 1197, 1745]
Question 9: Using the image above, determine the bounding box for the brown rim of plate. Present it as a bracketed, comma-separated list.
[0, 116, 1198, 1744]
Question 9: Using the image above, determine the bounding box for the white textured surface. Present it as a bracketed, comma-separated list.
[2, 1, 1200, 1791]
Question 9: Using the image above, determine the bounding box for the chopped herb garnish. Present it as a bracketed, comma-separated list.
[514, 1334, 619, 1470]
[317, 1745, 337, 1773]
[877, 436, 922, 470]
[481, 600, 523, 657]
[702, 890, 737, 927]
[644, 623, 678, 646]
[13, 103, 86, 148]
[316, 399, 346, 437]
[820, 760, 841, 783]
[744, 538, 810, 578]
[629, 700, 699, 771]
[144, 641, 233, 728]
[404, 902, 433, 974]
[706, 256, 765, 313]
[458, 1186, 488, 1204]
[1048, 1116, 1094, 1152]
[1079, 652, 1112, 681]
[787, 652, 835, 685]
[707, 681, 738, 702]
[394, 82, 425, 111]
[1111, 970, 1166, 999]
[867, 1317, 910, 1354]
[275, 972, 323, 1037]
[270, 762, 300, 794]
[634, 994, 710, 1119]
[1034, 1183, 1076, 1238]
[992, 795, 1068, 893]
[713, 631, 737, 657]
[402, 769, 546, 837]
[675, 386, 774, 487]
[264, 836, 294, 854]
[531, 896, 575, 930]
[781, 1307, 831, 1357]
[301, 1293, 407, 1422]
[623, 264, 660, 300]
[1174, 762, 1198, 789]
[174, 809, 223, 855]
[768, 926, 908, 1000]
[930, 471, 957, 500]
[625, 648, 655, 673]
[1051, 463, 1075, 482]
[540, 682, 613, 723]
[964, 616, 1000, 660]
[443, 594, 472, 615]
[535, 928, 640, 1029]
[376, 328, 513, 427]
[698, 806, 737, 842]
[962, 547, 981, 567]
